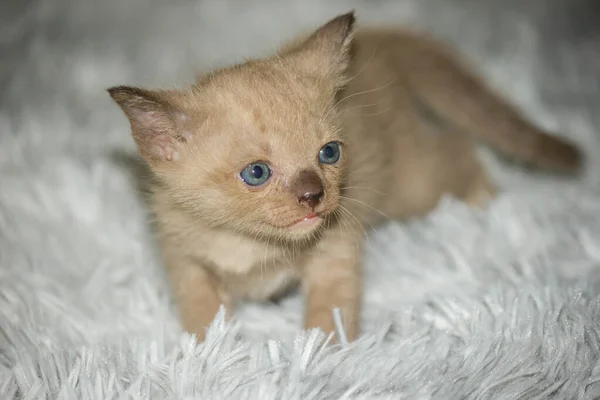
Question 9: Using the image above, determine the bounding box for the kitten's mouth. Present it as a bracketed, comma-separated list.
[287, 212, 322, 230]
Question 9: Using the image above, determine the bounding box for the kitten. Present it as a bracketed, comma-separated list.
[108, 12, 582, 343]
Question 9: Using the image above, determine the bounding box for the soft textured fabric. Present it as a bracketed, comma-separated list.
[2, 0, 600, 398]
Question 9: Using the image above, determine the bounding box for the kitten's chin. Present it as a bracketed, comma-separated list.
[282, 222, 324, 241]
[287, 213, 323, 231]
[265, 213, 326, 242]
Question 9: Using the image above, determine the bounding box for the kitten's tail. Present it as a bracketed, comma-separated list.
[410, 39, 584, 174]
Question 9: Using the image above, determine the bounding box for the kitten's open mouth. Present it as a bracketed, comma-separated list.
[288, 212, 322, 230]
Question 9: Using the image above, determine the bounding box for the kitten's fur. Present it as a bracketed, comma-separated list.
[108, 12, 583, 342]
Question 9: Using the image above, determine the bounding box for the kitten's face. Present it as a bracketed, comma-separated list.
[172, 66, 345, 240]
[109, 12, 355, 241]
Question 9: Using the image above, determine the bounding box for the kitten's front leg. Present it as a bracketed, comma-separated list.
[302, 225, 363, 342]
[164, 257, 230, 342]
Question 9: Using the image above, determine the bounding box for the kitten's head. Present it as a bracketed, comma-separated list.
[108, 12, 356, 242]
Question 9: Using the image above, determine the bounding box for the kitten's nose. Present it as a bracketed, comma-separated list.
[293, 170, 324, 209]
[298, 191, 324, 209]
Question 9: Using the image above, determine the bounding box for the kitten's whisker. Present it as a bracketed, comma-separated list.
[337, 205, 367, 250]
[344, 46, 378, 85]
[341, 186, 388, 196]
[247, 227, 263, 277]
[341, 105, 393, 118]
[340, 203, 377, 242]
[281, 246, 293, 274]
[336, 206, 361, 242]
[343, 165, 373, 182]
[340, 196, 389, 219]
[338, 205, 369, 237]
[354, 106, 393, 117]
[322, 78, 397, 122]
[339, 99, 387, 115]
[332, 208, 349, 243]
[262, 234, 271, 281]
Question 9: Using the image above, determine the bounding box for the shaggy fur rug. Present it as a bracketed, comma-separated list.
[2, 0, 600, 398]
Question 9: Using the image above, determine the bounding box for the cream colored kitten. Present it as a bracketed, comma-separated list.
[108, 12, 582, 343]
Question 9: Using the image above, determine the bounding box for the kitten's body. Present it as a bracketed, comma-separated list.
[109, 13, 582, 342]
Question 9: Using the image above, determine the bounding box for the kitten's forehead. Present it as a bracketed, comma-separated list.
[203, 65, 334, 143]
[205, 60, 327, 113]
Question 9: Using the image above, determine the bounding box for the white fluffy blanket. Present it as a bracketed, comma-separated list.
[2, 0, 600, 398]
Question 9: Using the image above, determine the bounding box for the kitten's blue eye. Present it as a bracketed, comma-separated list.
[318, 142, 341, 164]
[240, 162, 271, 186]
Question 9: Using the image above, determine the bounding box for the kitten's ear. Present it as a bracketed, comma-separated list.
[285, 12, 356, 86]
[108, 86, 190, 164]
